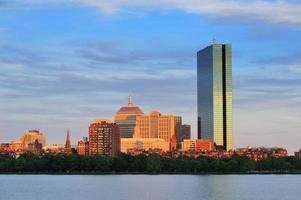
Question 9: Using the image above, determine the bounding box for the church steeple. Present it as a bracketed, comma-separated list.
[64, 129, 72, 154]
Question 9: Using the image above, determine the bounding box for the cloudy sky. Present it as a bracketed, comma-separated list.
[0, 0, 300, 153]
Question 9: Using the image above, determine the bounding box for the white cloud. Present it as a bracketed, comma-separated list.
[2, 0, 301, 26]
[77, 0, 301, 27]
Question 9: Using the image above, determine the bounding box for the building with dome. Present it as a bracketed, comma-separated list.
[20, 129, 46, 149]
[115, 95, 144, 138]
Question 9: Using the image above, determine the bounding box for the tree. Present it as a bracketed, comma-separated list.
[146, 154, 162, 173]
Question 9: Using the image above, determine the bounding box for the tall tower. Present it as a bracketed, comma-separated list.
[197, 43, 233, 151]
[64, 129, 72, 154]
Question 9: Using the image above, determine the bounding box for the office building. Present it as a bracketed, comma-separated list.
[88, 119, 121, 157]
[197, 43, 233, 150]
[133, 110, 176, 150]
[115, 95, 144, 138]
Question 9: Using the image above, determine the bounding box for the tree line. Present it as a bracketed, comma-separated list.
[0, 153, 301, 173]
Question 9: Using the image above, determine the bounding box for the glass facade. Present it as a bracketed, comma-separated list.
[197, 44, 233, 150]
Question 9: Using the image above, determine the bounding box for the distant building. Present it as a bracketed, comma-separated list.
[77, 137, 89, 156]
[115, 95, 144, 138]
[174, 116, 182, 143]
[88, 119, 121, 157]
[235, 147, 288, 161]
[9, 140, 24, 152]
[0, 143, 10, 152]
[134, 110, 176, 150]
[177, 124, 191, 148]
[121, 138, 170, 153]
[42, 144, 64, 154]
[181, 139, 215, 152]
[295, 150, 301, 159]
[27, 139, 42, 155]
[64, 130, 72, 154]
[197, 44, 233, 151]
[20, 129, 46, 149]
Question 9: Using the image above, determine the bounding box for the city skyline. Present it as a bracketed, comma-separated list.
[0, 1, 300, 154]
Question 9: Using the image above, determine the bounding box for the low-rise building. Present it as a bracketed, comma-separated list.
[121, 138, 170, 153]
[0, 143, 10, 153]
[295, 150, 301, 159]
[77, 137, 89, 156]
[181, 139, 215, 152]
[27, 139, 42, 155]
[9, 141, 24, 152]
[42, 144, 65, 154]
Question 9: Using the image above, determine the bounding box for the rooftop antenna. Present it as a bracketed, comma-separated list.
[128, 91, 133, 107]
[212, 37, 217, 45]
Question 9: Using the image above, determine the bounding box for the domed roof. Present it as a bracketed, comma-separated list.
[116, 106, 144, 115]
[116, 95, 144, 115]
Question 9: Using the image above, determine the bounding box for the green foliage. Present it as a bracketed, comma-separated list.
[0, 153, 300, 173]
[146, 154, 162, 173]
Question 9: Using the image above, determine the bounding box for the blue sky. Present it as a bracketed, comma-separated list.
[0, 0, 300, 153]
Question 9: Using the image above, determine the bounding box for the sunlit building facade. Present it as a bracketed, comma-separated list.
[120, 138, 169, 153]
[9, 141, 24, 152]
[115, 95, 144, 138]
[181, 139, 215, 152]
[77, 137, 89, 156]
[88, 119, 121, 157]
[133, 111, 176, 150]
[20, 130, 46, 149]
[27, 140, 42, 155]
[197, 44, 233, 150]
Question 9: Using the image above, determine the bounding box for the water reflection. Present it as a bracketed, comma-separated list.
[0, 175, 300, 200]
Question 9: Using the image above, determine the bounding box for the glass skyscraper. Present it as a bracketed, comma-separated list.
[197, 44, 233, 151]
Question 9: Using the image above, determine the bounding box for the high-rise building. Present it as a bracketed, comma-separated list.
[20, 129, 46, 149]
[88, 119, 121, 157]
[64, 129, 72, 154]
[197, 43, 233, 150]
[115, 95, 144, 138]
[134, 111, 176, 150]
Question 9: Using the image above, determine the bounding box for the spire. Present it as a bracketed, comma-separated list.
[64, 129, 71, 154]
[212, 37, 217, 44]
[128, 94, 133, 107]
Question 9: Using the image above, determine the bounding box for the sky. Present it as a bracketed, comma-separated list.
[0, 0, 300, 154]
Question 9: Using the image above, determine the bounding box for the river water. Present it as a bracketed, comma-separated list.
[0, 175, 299, 200]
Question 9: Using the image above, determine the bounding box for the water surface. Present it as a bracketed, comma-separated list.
[0, 175, 299, 200]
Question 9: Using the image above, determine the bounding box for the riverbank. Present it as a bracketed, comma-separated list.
[1, 171, 301, 175]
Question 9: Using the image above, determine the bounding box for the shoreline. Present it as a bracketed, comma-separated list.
[1, 171, 301, 175]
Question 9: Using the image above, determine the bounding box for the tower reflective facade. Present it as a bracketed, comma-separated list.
[197, 44, 233, 150]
